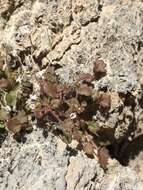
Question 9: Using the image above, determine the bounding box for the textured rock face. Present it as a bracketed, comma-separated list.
[0, 130, 69, 190]
[0, 129, 142, 190]
[100, 164, 143, 190]
[0, 0, 143, 189]
[0, 130, 104, 190]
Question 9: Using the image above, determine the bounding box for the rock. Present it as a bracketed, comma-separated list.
[0, 130, 142, 190]
[0, 0, 143, 189]
[65, 152, 103, 190]
[100, 164, 143, 190]
[0, 130, 68, 190]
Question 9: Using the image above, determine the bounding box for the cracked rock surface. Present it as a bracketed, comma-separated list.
[0, 0, 143, 189]
[0, 129, 142, 190]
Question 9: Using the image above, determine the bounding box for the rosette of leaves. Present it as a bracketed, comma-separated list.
[0, 53, 114, 160]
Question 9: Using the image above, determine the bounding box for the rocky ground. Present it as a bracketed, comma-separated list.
[0, 0, 143, 189]
[0, 129, 143, 190]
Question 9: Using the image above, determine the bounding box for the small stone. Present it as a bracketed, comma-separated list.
[93, 59, 106, 79]
[57, 138, 67, 154]
[98, 147, 109, 169]
[110, 92, 122, 110]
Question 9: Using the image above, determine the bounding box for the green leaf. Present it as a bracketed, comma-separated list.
[6, 90, 17, 107]
[88, 122, 99, 136]
[0, 123, 5, 129]
[61, 134, 72, 144]
[0, 109, 8, 121]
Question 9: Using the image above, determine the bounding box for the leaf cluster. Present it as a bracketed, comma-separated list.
[0, 50, 111, 161]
